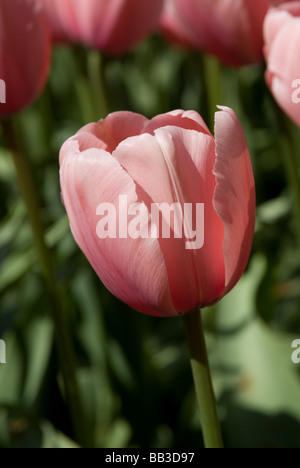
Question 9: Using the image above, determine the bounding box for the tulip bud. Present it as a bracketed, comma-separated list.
[160, 0, 270, 67]
[0, 0, 51, 116]
[35, 0, 164, 54]
[34, 0, 71, 43]
[60, 109, 255, 317]
[264, 2, 300, 128]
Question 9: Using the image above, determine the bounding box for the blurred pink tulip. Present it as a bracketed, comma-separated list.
[36, 0, 164, 53]
[60, 108, 255, 317]
[0, 0, 51, 116]
[34, 0, 71, 43]
[264, 2, 300, 127]
[160, 0, 270, 66]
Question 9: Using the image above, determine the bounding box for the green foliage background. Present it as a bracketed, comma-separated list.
[0, 36, 300, 448]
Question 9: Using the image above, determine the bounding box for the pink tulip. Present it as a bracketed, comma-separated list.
[160, 0, 270, 66]
[34, 0, 71, 43]
[0, 0, 51, 116]
[36, 0, 164, 54]
[60, 108, 256, 317]
[264, 2, 300, 127]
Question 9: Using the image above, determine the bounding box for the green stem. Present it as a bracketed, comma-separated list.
[280, 116, 300, 249]
[183, 309, 224, 449]
[87, 50, 110, 119]
[73, 48, 110, 124]
[2, 118, 91, 448]
[202, 54, 222, 131]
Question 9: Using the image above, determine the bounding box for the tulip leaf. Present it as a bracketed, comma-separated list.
[208, 254, 300, 448]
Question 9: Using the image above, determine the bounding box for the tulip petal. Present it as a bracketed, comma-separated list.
[240, 0, 269, 60]
[72, 131, 108, 152]
[60, 148, 175, 317]
[35, 0, 73, 42]
[114, 128, 225, 311]
[100, 0, 164, 53]
[59, 0, 163, 54]
[162, 0, 268, 66]
[144, 109, 211, 136]
[0, 0, 51, 116]
[264, 8, 291, 49]
[214, 107, 256, 294]
[78, 112, 149, 153]
[160, 0, 197, 48]
[264, 8, 300, 127]
[59, 137, 80, 166]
